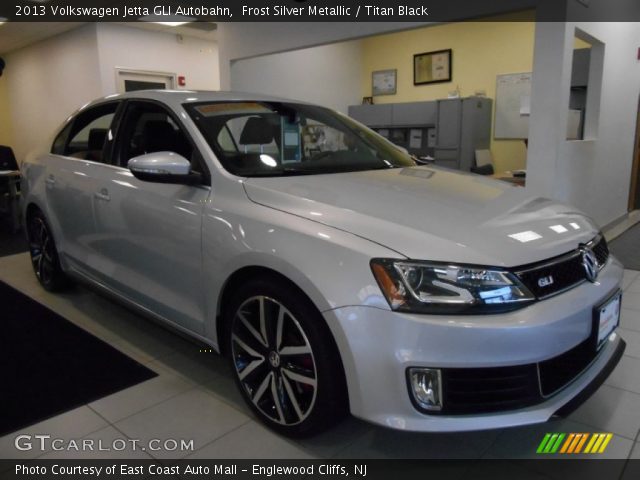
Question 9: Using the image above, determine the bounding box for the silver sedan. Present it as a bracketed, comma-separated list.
[21, 91, 625, 436]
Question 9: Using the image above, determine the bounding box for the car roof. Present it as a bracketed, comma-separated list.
[88, 90, 310, 109]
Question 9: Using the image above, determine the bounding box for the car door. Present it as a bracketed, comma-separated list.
[45, 102, 121, 269]
[90, 100, 211, 334]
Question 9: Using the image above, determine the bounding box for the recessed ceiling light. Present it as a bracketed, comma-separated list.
[155, 22, 188, 27]
[139, 15, 195, 26]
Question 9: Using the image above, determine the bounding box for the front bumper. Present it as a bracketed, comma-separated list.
[323, 257, 625, 431]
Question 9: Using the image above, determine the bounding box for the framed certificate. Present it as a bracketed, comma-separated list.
[414, 49, 452, 85]
[372, 69, 397, 96]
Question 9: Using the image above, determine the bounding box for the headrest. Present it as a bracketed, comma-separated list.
[141, 121, 176, 153]
[0, 145, 18, 170]
[239, 117, 275, 145]
[88, 128, 108, 152]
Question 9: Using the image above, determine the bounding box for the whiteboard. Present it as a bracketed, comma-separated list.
[494, 72, 532, 139]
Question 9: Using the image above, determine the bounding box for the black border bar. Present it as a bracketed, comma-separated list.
[1, 0, 639, 23]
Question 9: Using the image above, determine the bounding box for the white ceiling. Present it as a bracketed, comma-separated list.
[0, 22, 217, 56]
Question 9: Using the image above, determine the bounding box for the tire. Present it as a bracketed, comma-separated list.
[26, 209, 71, 292]
[226, 277, 347, 437]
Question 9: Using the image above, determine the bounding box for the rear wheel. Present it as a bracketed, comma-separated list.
[26, 210, 70, 291]
[226, 277, 347, 437]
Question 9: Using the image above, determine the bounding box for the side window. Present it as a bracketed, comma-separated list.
[62, 103, 119, 163]
[118, 103, 193, 163]
[51, 122, 73, 155]
[116, 101, 209, 184]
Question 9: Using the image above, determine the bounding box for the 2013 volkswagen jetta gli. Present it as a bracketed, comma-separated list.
[21, 91, 625, 436]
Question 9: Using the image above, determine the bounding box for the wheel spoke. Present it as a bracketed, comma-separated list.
[279, 345, 311, 356]
[282, 374, 303, 421]
[37, 254, 45, 279]
[232, 334, 264, 359]
[270, 374, 285, 423]
[259, 297, 268, 348]
[275, 305, 284, 351]
[238, 357, 265, 380]
[252, 371, 272, 402]
[282, 367, 317, 388]
[238, 311, 268, 348]
[39, 223, 47, 245]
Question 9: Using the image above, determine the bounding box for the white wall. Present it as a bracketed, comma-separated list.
[217, 22, 429, 89]
[95, 24, 219, 94]
[526, 21, 640, 225]
[217, 0, 535, 87]
[5, 24, 102, 161]
[230, 40, 363, 113]
[4, 23, 220, 162]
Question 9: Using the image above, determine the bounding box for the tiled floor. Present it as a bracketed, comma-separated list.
[1, 252, 640, 463]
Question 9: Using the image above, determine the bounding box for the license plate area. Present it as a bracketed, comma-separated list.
[593, 291, 621, 350]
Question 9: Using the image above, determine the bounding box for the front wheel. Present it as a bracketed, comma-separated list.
[227, 278, 347, 437]
[26, 210, 70, 291]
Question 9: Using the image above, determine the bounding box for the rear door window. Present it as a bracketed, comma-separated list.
[56, 102, 120, 163]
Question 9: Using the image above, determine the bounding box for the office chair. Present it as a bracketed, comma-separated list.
[0, 145, 21, 232]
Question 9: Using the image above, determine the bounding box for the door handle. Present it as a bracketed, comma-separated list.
[45, 175, 55, 186]
[94, 188, 110, 202]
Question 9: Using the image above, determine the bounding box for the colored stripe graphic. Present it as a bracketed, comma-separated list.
[598, 433, 613, 453]
[584, 433, 599, 453]
[537, 433, 551, 453]
[560, 433, 575, 453]
[575, 433, 589, 453]
[538, 433, 613, 454]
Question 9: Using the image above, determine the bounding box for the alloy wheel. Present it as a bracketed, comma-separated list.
[29, 216, 56, 286]
[231, 295, 318, 426]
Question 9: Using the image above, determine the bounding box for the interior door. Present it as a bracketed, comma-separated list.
[91, 100, 210, 334]
[116, 70, 175, 93]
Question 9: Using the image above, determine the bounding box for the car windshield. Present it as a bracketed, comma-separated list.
[185, 101, 417, 177]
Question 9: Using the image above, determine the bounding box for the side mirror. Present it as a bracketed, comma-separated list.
[128, 152, 197, 184]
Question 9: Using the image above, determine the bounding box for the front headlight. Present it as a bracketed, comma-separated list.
[371, 259, 534, 314]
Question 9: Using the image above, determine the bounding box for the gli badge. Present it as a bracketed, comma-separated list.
[538, 275, 554, 288]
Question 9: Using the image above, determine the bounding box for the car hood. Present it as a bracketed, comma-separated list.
[242, 167, 599, 267]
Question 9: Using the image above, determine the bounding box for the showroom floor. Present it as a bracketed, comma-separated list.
[0, 252, 639, 466]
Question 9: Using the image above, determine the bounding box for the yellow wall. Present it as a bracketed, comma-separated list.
[361, 19, 535, 172]
[0, 75, 13, 147]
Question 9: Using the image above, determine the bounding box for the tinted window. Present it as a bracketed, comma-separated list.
[115, 101, 209, 184]
[62, 102, 119, 163]
[51, 122, 73, 155]
[185, 101, 416, 177]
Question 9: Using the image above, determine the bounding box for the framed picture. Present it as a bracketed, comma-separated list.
[372, 69, 397, 96]
[362, 96, 373, 105]
[414, 49, 452, 85]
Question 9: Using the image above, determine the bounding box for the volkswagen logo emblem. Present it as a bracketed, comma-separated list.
[580, 247, 598, 282]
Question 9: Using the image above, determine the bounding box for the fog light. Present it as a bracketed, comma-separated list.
[409, 368, 443, 411]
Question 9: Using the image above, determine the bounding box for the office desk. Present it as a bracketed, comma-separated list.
[492, 172, 525, 187]
[0, 170, 21, 232]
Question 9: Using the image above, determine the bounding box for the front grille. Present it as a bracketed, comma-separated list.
[439, 364, 540, 414]
[428, 337, 600, 415]
[515, 235, 609, 299]
[539, 337, 597, 396]
[592, 235, 610, 265]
